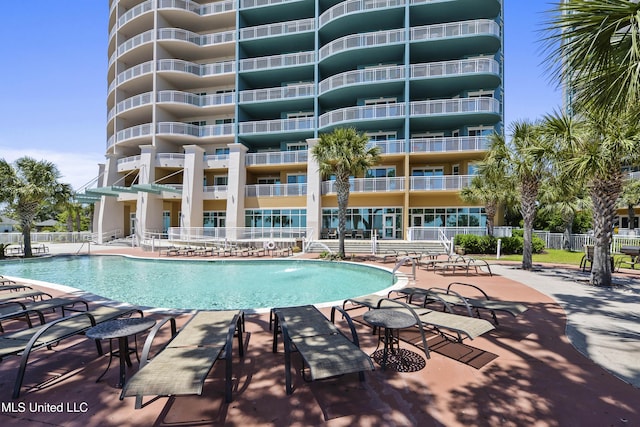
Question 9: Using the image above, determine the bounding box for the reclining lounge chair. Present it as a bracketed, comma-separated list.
[0, 297, 90, 333]
[271, 305, 374, 395]
[390, 283, 528, 325]
[120, 310, 245, 407]
[0, 305, 143, 398]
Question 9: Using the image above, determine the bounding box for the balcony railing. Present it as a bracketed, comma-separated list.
[157, 122, 235, 138]
[240, 18, 314, 40]
[366, 140, 406, 154]
[118, 0, 153, 29]
[245, 183, 308, 197]
[246, 150, 308, 166]
[410, 19, 500, 42]
[240, 0, 299, 9]
[109, 61, 154, 93]
[157, 28, 235, 47]
[410, 57, 500, 79]
[157, 90, 235, 107]
[157, 59, 235, 76]
[156, 153, 185, 167]
[321, 177, 405, 194]
[319, 65, 404, 95]
[158, 0, 236, 15]
[410, 136, 489, 153]
[410, 175, 473, 191]
[319, 28, 405, 60]
[204, 185, 228, 199]
[239, 84, 314, 103]
[116, 30, 154, 58]
[410, 98, 500, 116]
[319, 103, 405, 128]
[320, 0, 405, 27]
[239, 51, 315, 72]
[239, 117, 314, 135]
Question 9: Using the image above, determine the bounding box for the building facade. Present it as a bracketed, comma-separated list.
[93, 0, 504, 242]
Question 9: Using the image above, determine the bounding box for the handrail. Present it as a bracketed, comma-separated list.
[392, 256, 417, 281]
[75, 241, 91, 255]
[438, 228, 452, 254]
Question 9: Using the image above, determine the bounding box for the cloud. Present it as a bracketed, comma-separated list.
[0, 147, 104, 191]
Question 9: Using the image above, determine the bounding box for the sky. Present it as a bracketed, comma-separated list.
[0, 1, 561, 191]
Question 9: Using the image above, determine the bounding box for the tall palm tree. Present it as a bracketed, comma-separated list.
[543, 0, 640, 116]
[0, 157, 69, 258]
[312, 128, 381, 258]
[544, 109, 640, 286]
[508, 121, 551, 270]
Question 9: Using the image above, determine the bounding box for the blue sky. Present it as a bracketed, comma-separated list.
[0, 1, 561, 190]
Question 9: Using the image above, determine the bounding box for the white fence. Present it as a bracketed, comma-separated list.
[0, 232, 94, 245]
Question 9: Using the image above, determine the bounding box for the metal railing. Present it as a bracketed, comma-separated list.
[321, 177, 405, 194]
[245, 183, 307, 197]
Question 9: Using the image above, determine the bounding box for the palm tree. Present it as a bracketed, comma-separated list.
[543, 0, 640, 116]
[617, 178, 640, 230]
[509, 122, 552, 269]
[0, 157, 70, 258]
[544, 109, 640, 286]
[312, 128, 381, 258]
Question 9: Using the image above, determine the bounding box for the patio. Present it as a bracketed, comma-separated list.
[0, 249, 638, 426]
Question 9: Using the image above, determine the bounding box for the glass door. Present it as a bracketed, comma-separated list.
[383, 213, 396, 239]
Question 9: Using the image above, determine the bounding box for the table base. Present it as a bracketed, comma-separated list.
[371, 348, 426, 372]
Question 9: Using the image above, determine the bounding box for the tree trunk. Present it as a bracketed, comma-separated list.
[335, 176, 350, 258]
[627, 204, 635, 230]
[520, 180, 538, 270]
[485, 200, 497, 237]
[18, 200, 39, 258]
[562, 211, 574, 251]
[22, 224, 32, 258]
[589, 176, 621, 286]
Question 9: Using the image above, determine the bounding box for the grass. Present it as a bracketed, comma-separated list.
[477, 249, 584, 266]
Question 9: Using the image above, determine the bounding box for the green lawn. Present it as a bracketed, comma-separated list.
[477, 249, 584, 266]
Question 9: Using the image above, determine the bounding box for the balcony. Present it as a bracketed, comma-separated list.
[319, 103, 405, 129]
[109, 61, 154, 94]
[245, 183, 307, 197]
[410, 19, 500, 42]
[319, 65, 404, 96]
[111, 124, 153, 148]
[156, 153, 185, 168]
[410, 175, 473, 191]
[157, 28, 235, 48]
[319, 28, 405, 61]
[157, 122, 235, 140]
[239, 84, 314, 104]
[158, 0, 236, 16]
[204, 185, 228, 199]
[239, 18, 314, 40]
[239, 51, 315, 73]
[410, 136, 489, 154]
[319, 0, 405, 28]
[366, 140, 406, 155]
[239, 117, 314, 135]
[245, 150, 308, 166]
[321, 177, 405, 194]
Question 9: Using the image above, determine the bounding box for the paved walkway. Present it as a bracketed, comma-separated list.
[492, 264, 640, 388]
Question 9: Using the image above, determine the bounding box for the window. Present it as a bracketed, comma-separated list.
[366, 167, 396, 178]
[215, 147, 230, 155]
[287, 142, 307, 151]
[258, 177, 280, 184]
[203, 211, 226, 228]
[287, 174, 306, 184]
[214, 175, 228, 186]
[245, 209, 306, 228]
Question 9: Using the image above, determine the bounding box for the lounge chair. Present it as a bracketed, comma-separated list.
[120, 310, 245, 408]
[431, 255, 493, 276]
[390, 283, 527, 325]
[0, 289, 52, 304]
[1, 276, 17, 285]
[0, 305, 143, 398]
[0, 284, 32, 292]
[161, 246, 180, 256]
[343, 295, 494, 357]
[271, 305, 374, 395]
[0, 297, 90, 333]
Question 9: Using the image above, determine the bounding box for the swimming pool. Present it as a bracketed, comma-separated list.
[0, 256, 396, 311]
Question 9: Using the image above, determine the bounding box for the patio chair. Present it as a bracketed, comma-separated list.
[342, 295, 494, 356]
[120, 310, 245, 408]
[0, 289, 53, 304]
[0, 297, 90, 333]
[271, 305, 374, 395]
[390, 283, 527, 325]
[0, 304, 143, 398]
[432, 255, 493, 276]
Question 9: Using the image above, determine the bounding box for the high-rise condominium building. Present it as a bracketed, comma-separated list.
[93, 0, 503, 242]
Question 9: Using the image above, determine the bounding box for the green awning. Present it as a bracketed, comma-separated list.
[132, 183, 181, 194]
[85, 187, 121, 197]
[111, 185, 138, 193]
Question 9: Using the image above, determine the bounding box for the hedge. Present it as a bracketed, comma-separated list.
[453, 234, 545, 255]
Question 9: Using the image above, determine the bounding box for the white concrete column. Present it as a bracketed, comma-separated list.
[225, 143, 248, 240]
[136, 145, 163, 237]
[181, 145, 205, 229]
[305, 138, 321, 240]
[96, 155, 124, 243]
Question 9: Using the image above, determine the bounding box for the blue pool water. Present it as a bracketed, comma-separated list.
[0, 256, 394, 310]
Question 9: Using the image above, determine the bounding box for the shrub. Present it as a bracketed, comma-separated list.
[454, 233, 545, 255]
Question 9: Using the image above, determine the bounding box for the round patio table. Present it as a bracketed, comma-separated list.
[363, 309, 415, 370]
[86, 317, 156, 388]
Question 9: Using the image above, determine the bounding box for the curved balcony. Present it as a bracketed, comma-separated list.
[410, 57, 501, 97]
[245, 150, 308, 166]
[109, 61, 154, 94]
[239, 117, 314, 135]
[157, 28, 235, 50]
[157, 122, 235, 140]
[319, 28, 405, 62]
[116, 155, 142, 172]
[245, 183, 307, 197]
[239, 51, 315, 73]
[157, 90, 235, 113]
[410, 136, 489, 154]
[319, 0, 405, 28]
[240, 18, 314, 41]
[115, 29, 154, 60]
[108, 91, 153, 123]
[410, 98, 500, 118]
[321, 177, 405, 195]
[239, 84, 314, 104]
[156, 153, 186, 168]
[319, 103, 405, 129]
[117, 0, 153, 29]
[319, 65, 405, 97]
[411, 19, 500, 42]
[110, 123, 153, 149]
[410, 175, 473, 191]
[366, 140, 406, 155]
[158, 0, 236, 16]
[156, 59, 236, 87]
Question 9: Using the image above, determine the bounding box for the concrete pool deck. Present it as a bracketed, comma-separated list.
[0, 244, 638, 426]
